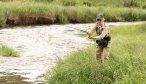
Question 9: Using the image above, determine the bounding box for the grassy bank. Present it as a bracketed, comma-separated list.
[45, 24, 146, 84]
[0, 45, 19, 57]
[1, 0, 146, 8]
[0, 1, 146, 27]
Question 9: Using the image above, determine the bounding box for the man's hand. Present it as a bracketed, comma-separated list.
[86, 32, 91, 39]
[88, 35, 92, 39]
[87, 33, 93, 39]
[89, 36, 98, 39]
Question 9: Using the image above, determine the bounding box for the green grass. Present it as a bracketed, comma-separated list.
[2, 0, 145, 8]
[0, 45, 19, 57]
[45, 24, 146, 84]
[0, 1, 146, 27]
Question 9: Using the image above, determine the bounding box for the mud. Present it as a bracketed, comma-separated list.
[6, 15, 91, 26]
[0, 24, 2, 28]
[68, 16, 81, 23]
[6, 16, 56, 26]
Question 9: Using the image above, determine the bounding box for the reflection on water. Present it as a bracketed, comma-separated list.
[0, 72, 31, 84]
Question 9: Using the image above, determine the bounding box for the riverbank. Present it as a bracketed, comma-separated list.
[0, 1, 146, 27]
[46, 24, 146, 84]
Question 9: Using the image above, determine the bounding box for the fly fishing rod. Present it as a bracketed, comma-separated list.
[64, 26, 90, 35]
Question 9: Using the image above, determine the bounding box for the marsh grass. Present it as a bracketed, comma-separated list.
[0, 45, 19, 57]
[27, 0, 146, 8]
[45, 24, 146, 84]
[0, 1, 146, 27]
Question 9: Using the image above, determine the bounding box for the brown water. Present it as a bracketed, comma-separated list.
[0, 70, 44, 84]
[0, 72, 30, 84]
[0, 21, 145, 84]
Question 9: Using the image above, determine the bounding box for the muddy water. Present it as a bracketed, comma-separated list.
[0, 72, 31, 84]
[0, 22, 145, 84]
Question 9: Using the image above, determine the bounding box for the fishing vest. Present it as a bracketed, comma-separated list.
[95, 25, 111, 48]
[95, 25, 110, 36]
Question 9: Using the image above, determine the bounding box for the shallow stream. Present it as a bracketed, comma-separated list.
[0, 22, 144, 84]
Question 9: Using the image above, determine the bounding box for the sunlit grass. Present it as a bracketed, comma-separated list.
[0, 45, 19, 57]
[0, 1, 146, 27]
[2, 0, 145, 8]
[45, 24, 146, 84]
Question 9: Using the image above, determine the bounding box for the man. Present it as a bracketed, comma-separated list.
[88, 15, 111, 63]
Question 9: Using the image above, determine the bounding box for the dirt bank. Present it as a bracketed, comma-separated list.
[6, 15, 83, 26]
[6, 16, 57, 25]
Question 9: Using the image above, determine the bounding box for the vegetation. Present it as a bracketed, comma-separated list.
[1, 0, 146, 8]
[45, 24, 146, 84]
[0, 0, 146, 27]
[0, 44, 19, 57]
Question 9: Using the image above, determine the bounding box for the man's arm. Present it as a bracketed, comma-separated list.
[88, 24, 96, 38]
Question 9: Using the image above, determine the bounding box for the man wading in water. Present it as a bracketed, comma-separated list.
[88, 15, 111, 63]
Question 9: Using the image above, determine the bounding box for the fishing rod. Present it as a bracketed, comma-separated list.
[64, 25, 90, 35]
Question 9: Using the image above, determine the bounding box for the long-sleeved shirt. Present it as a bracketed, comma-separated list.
[89, 23, 110, 40]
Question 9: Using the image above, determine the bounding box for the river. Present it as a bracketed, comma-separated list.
[0, 21, 145, 84]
